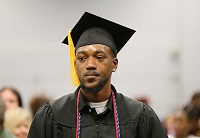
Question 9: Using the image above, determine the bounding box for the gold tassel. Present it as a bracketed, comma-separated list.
[68, 30, 80, 86]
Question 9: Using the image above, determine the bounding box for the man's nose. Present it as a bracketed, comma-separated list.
[86, 58, 96, 70]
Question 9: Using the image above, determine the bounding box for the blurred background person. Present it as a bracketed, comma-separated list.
[29, 94, 51, 117]
[4, 107, 32, 138]
[180, 91, 200, 137]
[0, 96, 14, 138]
[163, 112, 175, 137]
[0, 86, 23, 110]
[185, 105, 200, 137]
[190, 91, 200, 106]
[171, 109, 199, 138]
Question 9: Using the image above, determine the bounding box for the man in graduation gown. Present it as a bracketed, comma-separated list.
[28, 12, 168, 138]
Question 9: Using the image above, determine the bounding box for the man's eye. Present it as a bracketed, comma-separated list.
[96, 56, 104, 60]
[78, 57, 86, 61]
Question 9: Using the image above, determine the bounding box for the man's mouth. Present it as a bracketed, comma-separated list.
[84, 71, 100, 77]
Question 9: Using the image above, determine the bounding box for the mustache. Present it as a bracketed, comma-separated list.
[83, 71, 100, 76]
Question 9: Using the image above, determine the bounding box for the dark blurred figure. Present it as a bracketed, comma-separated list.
[184, 91, 200, 137]
[0, 95, 14, 138]
[172, 110, 195, 138]
[29, 94, 51, 117]
[191, 91, 200, 107]
[185, 105, 200, 137]
[0, 86, 23, 110]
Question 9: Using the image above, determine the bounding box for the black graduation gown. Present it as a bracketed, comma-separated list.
[28, 85, 168, 138]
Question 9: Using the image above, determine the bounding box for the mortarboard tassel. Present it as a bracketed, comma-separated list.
[68, 30, 80, 86]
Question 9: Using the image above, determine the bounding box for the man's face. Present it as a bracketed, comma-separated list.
[75, 44, 118, 93]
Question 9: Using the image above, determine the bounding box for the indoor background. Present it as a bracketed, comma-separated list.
[0, 0, 200, 119]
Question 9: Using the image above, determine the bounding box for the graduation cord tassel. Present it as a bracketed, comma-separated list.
[76, 90, 121, 138]
[68, 30, 80, 86]
[76, 90, 81, 138]
[112, 90, 121, 138]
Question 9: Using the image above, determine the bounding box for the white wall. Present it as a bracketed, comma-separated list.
[0, 0, 200, 119]
[181, 0, 200, 105]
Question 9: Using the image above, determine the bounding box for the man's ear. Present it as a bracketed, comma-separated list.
[112, 58, 118, 72]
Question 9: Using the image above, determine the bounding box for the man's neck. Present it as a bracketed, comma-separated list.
[81, 83, 111, 102]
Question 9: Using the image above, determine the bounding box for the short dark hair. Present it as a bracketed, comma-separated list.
[191, 91, 200, 102]
[184, 104, 200, 121]
[29, 95, 50, 116]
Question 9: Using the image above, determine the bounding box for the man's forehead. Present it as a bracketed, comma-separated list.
[76, 44, 112, 54]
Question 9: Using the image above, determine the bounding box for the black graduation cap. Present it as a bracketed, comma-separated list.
[62, 12, 136, 56]
[62, 12, 136, 86]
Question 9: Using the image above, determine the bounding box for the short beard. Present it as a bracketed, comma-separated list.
[80, 77, 109, 94]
